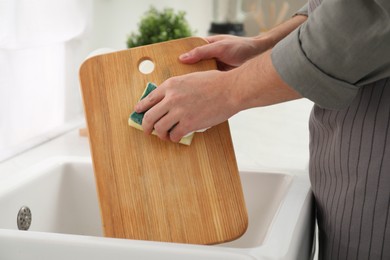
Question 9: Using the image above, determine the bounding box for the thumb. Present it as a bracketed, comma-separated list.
[179, 44, 216, 64]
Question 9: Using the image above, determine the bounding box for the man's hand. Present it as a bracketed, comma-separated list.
[134, 70, 240, 143]
[134, 15, 307, 143]
[135, 50, 301, 143]
[179, 14, 307, 71]
[179, 35, 272, 71]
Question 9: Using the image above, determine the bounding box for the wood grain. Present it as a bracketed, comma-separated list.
[79, 37, 248, 245]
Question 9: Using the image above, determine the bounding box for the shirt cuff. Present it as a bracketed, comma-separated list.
[271, 26, 358, 110]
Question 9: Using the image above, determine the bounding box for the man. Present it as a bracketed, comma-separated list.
[135, 0, 390, 259]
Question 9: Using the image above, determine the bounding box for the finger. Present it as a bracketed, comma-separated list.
[153, 112, 179, 141]
[134, 86, 164, 113]
[179, 43, 220, 64]
[141, 102, 169, 135]
[168, 121, 192, 143]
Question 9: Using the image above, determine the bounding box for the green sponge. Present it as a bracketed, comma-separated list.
[130, 82, 157, 125]
[128, 82, 195, 145]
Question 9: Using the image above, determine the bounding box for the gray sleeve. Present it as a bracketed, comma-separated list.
[294, 3, 308, 17]
[271, 0, 390, 109]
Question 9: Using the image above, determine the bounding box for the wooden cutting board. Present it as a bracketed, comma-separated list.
[79, 37, 248, 245]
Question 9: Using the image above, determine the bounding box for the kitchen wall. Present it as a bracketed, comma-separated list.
[0, 0, 214, 161]
[0, 0, 93, 161]
[89, 0, 213, 50]
[0, 0, 307, 162]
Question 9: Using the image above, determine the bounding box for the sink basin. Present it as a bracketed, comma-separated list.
[0, 157, 313, 260]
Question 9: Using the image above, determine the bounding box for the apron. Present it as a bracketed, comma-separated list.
[307, 1, 390, 259]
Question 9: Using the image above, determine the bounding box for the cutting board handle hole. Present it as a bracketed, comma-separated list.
[138, 58, 155, 75]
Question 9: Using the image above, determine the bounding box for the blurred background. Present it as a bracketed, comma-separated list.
[0, 0, 307, 162]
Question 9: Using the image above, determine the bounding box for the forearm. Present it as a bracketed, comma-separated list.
[252, 14, 307, 51]
[226, 49, 302, 111]
[217, 14, 308, 109]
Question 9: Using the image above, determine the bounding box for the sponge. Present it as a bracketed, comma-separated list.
[128, 82, 195, 145]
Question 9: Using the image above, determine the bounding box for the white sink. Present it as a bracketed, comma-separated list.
[0, 156, 313, 260]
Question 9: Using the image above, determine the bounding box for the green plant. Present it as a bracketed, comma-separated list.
[127, 6, 195, 48]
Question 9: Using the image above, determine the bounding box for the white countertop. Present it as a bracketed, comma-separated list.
[230, 99, 313, 173]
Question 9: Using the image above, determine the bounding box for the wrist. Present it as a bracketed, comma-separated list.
[213, 69, 243, 116]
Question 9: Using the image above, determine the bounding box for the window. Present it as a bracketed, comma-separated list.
[0, 0, 91, 161]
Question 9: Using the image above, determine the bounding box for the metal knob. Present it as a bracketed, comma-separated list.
[17, 206, 32, 231]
